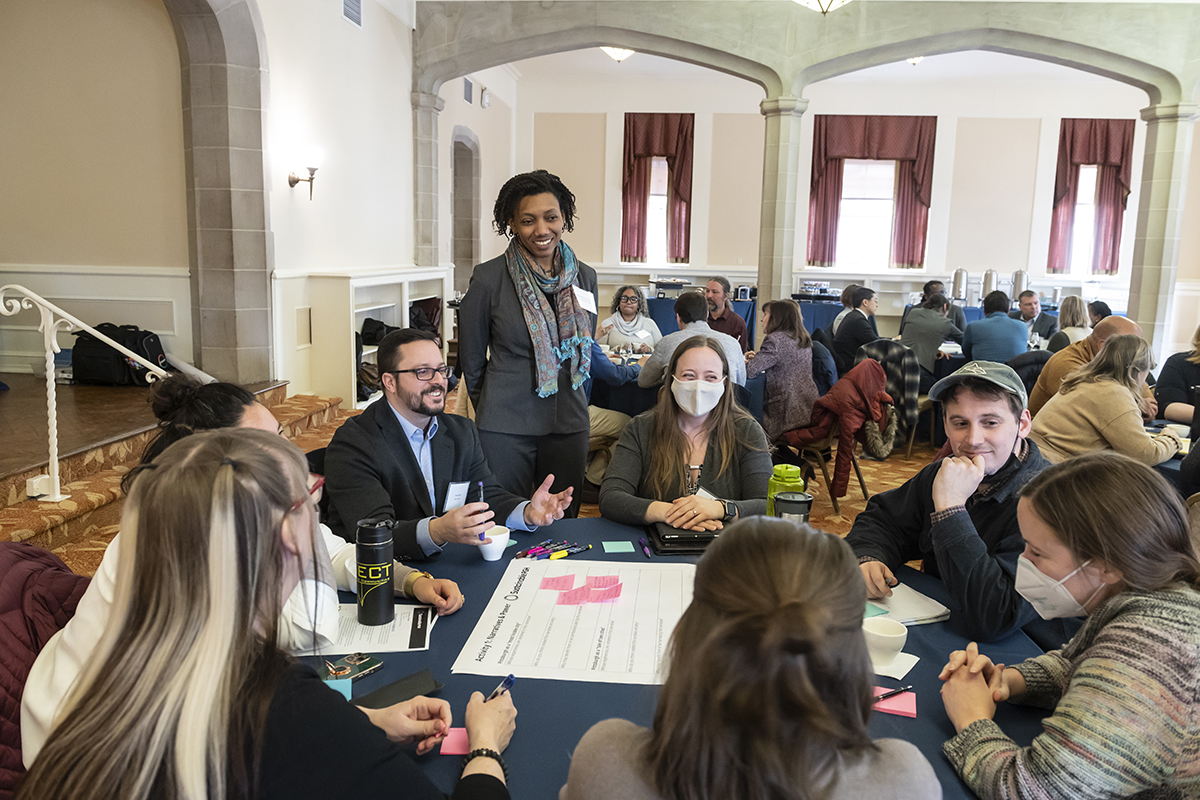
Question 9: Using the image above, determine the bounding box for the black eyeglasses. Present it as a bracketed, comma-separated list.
[619, 296, 640, 304]
[389, 366, 451, 382]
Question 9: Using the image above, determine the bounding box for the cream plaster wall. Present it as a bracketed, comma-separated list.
[436, 67, 518, 272]
[531, 114, 607, 265]
[260, 0, 414, 273]
[944, 118, 1042, 273]
[0, 0, 188, 270]
[708, 114, 766, 269]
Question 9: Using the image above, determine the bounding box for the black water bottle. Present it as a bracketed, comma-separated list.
[356, 517, 394, 626]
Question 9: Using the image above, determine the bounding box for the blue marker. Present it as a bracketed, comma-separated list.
[486, 674, 515, 701]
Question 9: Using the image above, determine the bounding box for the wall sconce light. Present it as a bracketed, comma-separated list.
[288, 146, 324, 200]
[600, 47, 635, 63]
[906, 56, 925, 66]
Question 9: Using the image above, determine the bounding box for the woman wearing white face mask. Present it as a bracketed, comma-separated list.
[937, 451, 1200, 800]
[599, 337, 771, 530]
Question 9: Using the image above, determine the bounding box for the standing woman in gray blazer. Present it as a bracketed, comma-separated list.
[459, 170, 599, 518]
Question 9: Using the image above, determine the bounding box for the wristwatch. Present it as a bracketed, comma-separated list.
[720, 499, 737, 523]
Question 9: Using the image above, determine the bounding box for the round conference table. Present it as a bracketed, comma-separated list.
[320, 517, 1049, 800]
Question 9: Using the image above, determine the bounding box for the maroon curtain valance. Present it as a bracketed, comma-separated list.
[621, 113, 694, 262]
[807, 115, 937, 269]
[1047, 118, 1135, 276]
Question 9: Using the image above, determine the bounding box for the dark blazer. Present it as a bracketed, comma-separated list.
[1009, 310, 1059, 339]
[832, 309, 878, 376]
[324, 399, 525, 560]
[458, 254, 599, 436]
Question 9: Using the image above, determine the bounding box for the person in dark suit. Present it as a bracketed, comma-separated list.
[324, 329, 573, 561]
[832, 286, 880, 376]
[1010, 290, 1059, 341]
[459, 170, 598, 518]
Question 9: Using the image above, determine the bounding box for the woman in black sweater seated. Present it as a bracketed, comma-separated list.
[18, 429, 515, 800]
[1155, 322, 1200, 425]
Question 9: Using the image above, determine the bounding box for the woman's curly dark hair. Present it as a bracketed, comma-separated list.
[492, 170, 577, 237]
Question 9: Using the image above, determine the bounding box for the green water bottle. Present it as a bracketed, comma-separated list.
[767, 464, 806, 516]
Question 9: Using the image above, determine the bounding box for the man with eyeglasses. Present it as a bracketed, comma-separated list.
[325, 328, 573, 560]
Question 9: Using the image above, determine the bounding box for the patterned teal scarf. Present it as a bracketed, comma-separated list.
[505, 238, 593, 398]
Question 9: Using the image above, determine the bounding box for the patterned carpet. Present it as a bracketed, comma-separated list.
[56, 389, 939, 577]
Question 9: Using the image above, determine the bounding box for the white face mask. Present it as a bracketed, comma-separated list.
[1014, 556, 1104, 620]
[671, 378, 725, 417]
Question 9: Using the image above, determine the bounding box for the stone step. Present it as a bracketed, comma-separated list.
[0, 394, 348, 563]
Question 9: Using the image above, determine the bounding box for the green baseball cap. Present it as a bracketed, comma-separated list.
[928, 361, 1028, 408]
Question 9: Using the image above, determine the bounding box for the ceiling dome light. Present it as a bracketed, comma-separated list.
[907, 56, 925, 66]
[601, 47, 635, 63]
[793, 0, 852, 15]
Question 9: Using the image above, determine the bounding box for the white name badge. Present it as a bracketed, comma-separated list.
[695, 486, 718, 501]
[634, 329, 651, 339]
[572, 285, 597, 314]
[443, 481, 470, 512]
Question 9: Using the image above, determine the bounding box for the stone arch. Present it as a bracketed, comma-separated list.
[160, 0, 272, 383]
[415, 23, 783, 98]
[451, 126, 482, 294]
[792, 28, 1181, 105]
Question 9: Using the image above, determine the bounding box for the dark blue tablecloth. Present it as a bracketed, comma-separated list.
[796, 301, 842, 335]
[325, 517, 1046, 799]
[1146, 421, 1192, 495]
[646, 297, 755, 344]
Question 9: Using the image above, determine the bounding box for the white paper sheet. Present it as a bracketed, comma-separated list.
[451, 559, 696, 685]
[298, 604, 438, 655]
[873, 652, 919, 680]
[872, 583, 950, 626]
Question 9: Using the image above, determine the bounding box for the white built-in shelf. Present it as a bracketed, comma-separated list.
[362, 345, 379, 358]
[355, 302, 397, 314]
[356, 388, 383, 410]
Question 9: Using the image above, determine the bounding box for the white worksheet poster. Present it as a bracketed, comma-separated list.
[452, 559, 696, 685]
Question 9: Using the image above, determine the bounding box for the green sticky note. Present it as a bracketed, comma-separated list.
[602, 541, 636, 553]
[506, 538, 518, 548]
[864, 602, 888, 619]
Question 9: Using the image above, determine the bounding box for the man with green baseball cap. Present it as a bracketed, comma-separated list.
[846, 361, 1079, 648]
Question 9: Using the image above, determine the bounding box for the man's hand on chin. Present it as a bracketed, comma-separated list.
[931, 455, 986, 512]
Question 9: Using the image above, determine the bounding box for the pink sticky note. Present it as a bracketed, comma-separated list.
[873, 687, 916, 718]
[556, 586, 590, 605]
[439, 727, 471, 755]
[585, 575, 619, 588]
[539, 575, 575, 591]
[588, 583, 623, 603]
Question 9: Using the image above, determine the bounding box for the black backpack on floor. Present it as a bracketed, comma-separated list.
[72, 323, 169, 386]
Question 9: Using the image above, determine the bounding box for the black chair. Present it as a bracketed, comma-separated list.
[1006, 350, 1053, 398]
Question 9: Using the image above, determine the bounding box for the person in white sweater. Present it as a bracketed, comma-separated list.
[22, 375, 463, 766]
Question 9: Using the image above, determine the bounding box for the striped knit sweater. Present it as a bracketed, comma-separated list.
[943, 584, 1200, 800]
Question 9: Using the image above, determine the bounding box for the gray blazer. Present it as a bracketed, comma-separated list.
[1009, 310, 1059, 340]
[459, 254, 599, 436]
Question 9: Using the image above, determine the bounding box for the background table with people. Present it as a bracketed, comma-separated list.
[645, 296, 756, 343]
[324, 517, 1048, 800]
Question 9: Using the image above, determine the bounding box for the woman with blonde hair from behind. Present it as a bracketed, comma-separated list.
[562, 517, 940, 800]
[1045, 295, 1090, 353]
[18, 429, 515, 800]
[1030, 334, 1181, 464]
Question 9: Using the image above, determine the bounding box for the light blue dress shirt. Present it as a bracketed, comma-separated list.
[389, 403, 534, 555]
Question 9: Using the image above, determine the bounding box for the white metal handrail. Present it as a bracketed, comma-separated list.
[0, 284, 170, 501]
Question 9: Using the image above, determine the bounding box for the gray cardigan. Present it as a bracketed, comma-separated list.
[900, 307, 963, 373]
[561, 719, 942, 800]
[597, 411, 772, 525]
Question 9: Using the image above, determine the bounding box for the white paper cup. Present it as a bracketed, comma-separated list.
[478, 526, 510, 561]
[862, 617, 908, 668]
[1167, 423, 1190, 439]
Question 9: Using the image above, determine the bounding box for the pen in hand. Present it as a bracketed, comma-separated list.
[486, 674, 515, 701]
[478, 481, 487, 540]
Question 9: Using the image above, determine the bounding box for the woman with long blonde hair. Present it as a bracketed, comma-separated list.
[599, 336, 771, 531]
[1031, 334, 1181, 464]
[18, 429, 515, 800]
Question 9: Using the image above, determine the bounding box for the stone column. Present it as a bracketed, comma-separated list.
[1129, 102, 1198, 354]
[413, 91, 446, 268]
[757, 96, 808, 346]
